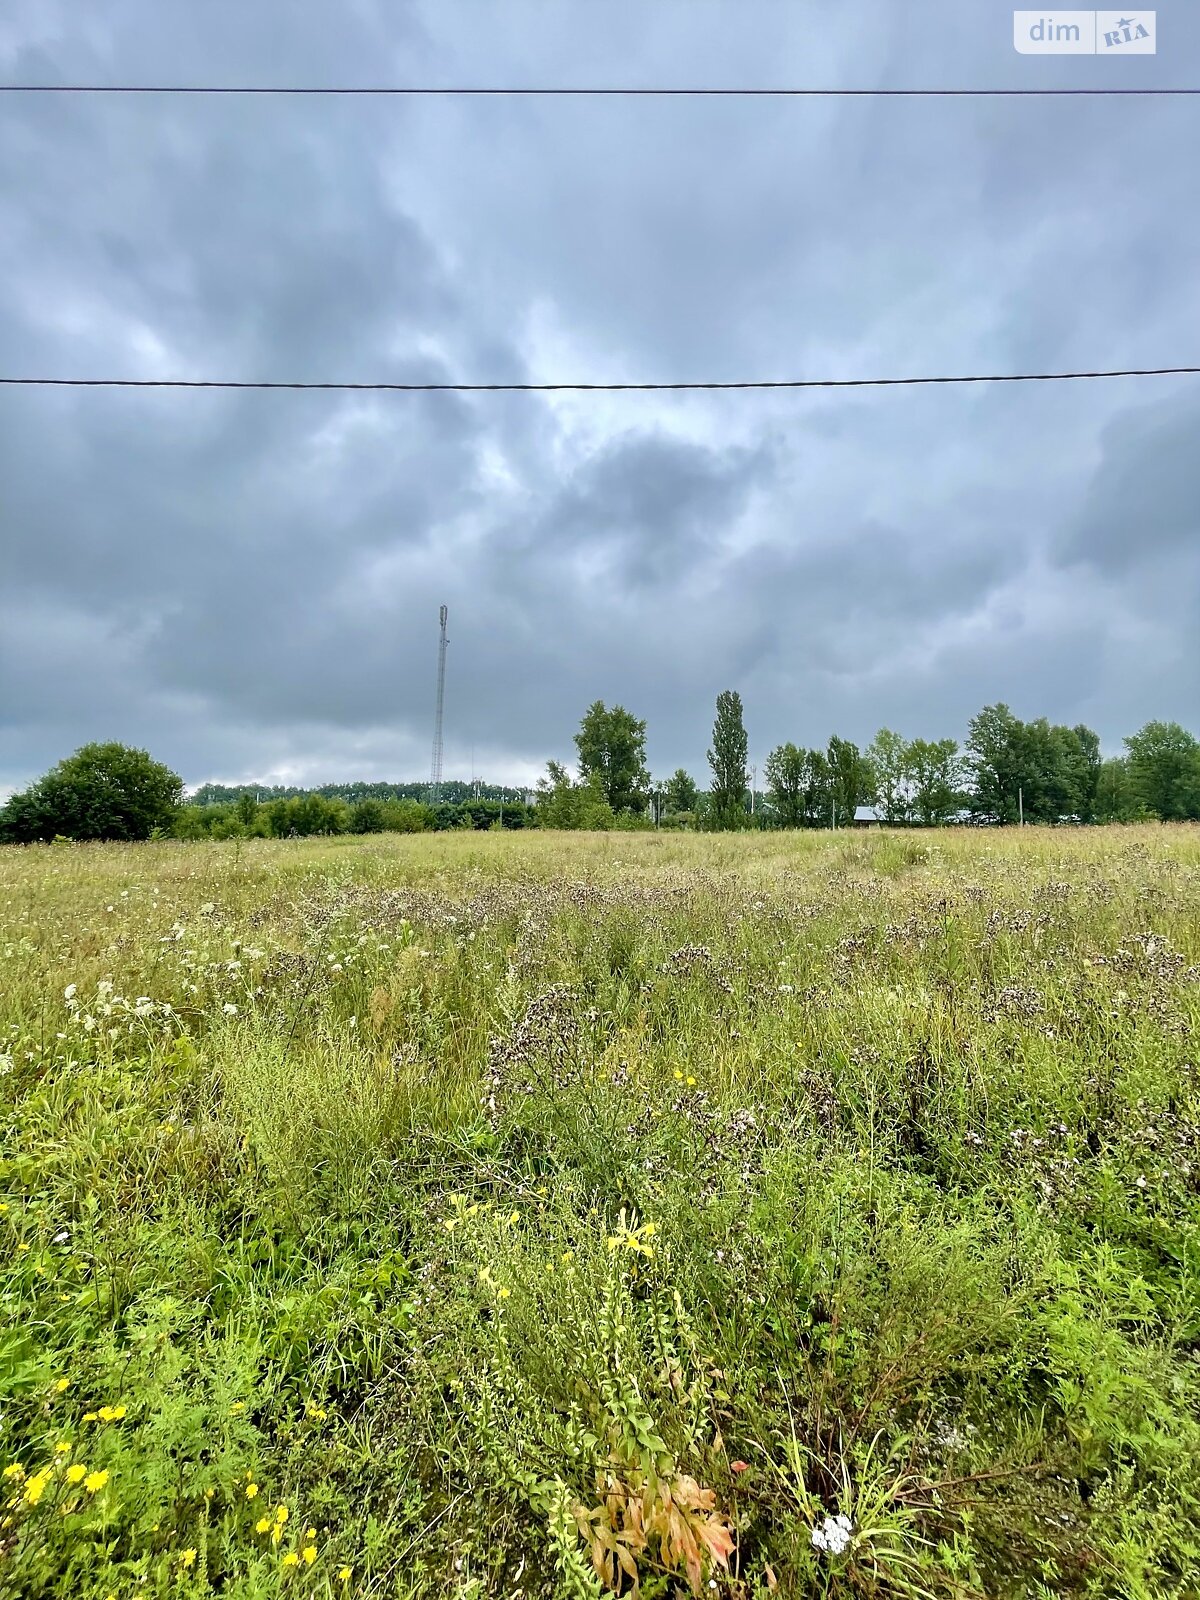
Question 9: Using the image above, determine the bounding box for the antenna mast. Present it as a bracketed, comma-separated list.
[429, 604, 449, 802]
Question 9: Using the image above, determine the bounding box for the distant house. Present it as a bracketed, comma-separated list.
[851, 806, 880, 828]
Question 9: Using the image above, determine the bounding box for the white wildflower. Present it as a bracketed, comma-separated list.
[63, 984, 77, 1001]
[222, 1002, 238, 1016]
[811, 1513, 853, 1556]
[97, 980, 113, 997]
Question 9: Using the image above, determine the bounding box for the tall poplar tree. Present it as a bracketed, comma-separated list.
[707, 691, 748, 830]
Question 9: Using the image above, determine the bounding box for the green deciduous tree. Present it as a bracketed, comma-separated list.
[827, 736, 874, 827]
[966, 705, 1101, 824]
[235, 792, 260, 832]
[764, 743, 806, 828]
[0, 743, 183, 843]
[707, 691, 748, 829]
[800, 749, 832, 828]
[535, 761, 616, 830]
[664, 768, 698, 815]
[1124, 721, 1200, 820]
[966, 704, 1029, 824]
[349, 798, 387, 833]
[868, 729, 910, 824]
[574, 702, 650, 815]
[906, 738, 962, 826]
[1069, 724, 1103, 824]
[1095, 757, 1138, 822]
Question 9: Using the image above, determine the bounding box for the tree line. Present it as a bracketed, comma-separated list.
[189, 779, 529, 807]
[1, 703, 1198, 844]
[539, 696, 1200, 830]
[175, 792, 536, 841]
[0, 746, 537, 844]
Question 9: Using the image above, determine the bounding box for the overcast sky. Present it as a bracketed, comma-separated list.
[2, 1, 1198, 793]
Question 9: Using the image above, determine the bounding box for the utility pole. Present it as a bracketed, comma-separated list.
[750, 763, 757, 818]
[429, 605, 448, 804]
[1018, 786, 1024, 828]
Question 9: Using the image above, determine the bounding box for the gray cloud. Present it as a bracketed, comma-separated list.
[3, 0, 1200, 792]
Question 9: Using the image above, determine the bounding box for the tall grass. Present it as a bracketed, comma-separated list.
[2, 826, 1199, 1597]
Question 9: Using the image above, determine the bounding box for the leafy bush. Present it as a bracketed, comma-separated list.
[0, 743, 183, 843]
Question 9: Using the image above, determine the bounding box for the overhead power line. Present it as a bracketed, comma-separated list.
[0, 367, 1197, 394]
[2, 84, 1199, 98]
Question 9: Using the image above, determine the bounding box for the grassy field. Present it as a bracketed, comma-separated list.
[3, 827, 1200, 1600]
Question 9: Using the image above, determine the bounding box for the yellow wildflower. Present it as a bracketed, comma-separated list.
[97, 1405, 126, 1422]
[302, 1545, 317, 1565]
[83, 1412, 98, 1423]
[686, 1075, 697, 1086]
[507, 1209, 520, 1225]
[2, 1465, 25, 1481]
[66, 1464, 87, 1484]
[25, 1470, 52, 1505]
[54, 1442, 71, 1455]
[256, 1516, 272, 1534]
[275, 1504, 289, 1523]
[673, 1070, 684, 1081]
[281, 1552, 299, 1567]
[245, 1482, 259, 1499]
[560, 1250, 574, 1264]
[179, 1549, 197, 1569]
[229, 1402, 246, 1415]
[54, 1378, 70, 1393]
[84, 1470, 109, 1493]
[339, 1569, 353, 1584]
[496, 1285, 511, 1299]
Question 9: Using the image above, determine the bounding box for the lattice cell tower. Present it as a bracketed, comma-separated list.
[429, 605, 449, 802]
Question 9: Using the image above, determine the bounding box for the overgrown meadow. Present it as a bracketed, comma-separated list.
[3, 827, 1200, 1599]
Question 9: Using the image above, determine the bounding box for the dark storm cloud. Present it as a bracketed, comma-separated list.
[1061, 389, 1200, 572]
[3, 0, 1200, 792]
